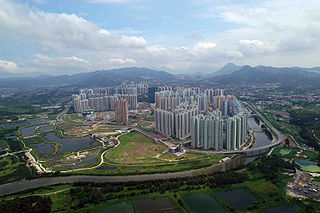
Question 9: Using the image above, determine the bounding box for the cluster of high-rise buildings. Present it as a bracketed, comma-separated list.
[191, 110, 247, 150]
[72, 84, 148, 113]
[155, 103, 199, 139]
[154, 87, 248, 151]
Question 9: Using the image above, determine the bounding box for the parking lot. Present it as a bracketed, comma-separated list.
[287, 170, 320, 201]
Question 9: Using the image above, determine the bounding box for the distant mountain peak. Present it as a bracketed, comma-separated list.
[211, 63, 243, 76]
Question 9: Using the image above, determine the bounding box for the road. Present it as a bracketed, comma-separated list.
[56, 102, 72, 122]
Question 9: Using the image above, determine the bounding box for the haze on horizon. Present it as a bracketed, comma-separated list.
[0, 0, 320, 76]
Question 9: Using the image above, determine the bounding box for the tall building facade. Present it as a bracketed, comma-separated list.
[72, 86, 138, 112]
[191, 100, 248, 151]
[155, 105, 198, 139]
[148, 86, 159, 103]
[115, 98, 129, 125]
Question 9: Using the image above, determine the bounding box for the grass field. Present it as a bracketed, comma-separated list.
[295, 159, 320, 173]
[143, 116, 155, 121]
[279, 149, 293, 156]
[57, 123, 120, 137]
[273, 148, 320, 163]
[106, 131, 166, 164]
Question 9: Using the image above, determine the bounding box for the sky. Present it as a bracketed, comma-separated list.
[0, 0, 320, 76]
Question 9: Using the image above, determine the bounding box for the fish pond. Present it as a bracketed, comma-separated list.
[263, 205, 300, 213]
[37, 125, 54, 132]
[215, 188, 258, 211]
[41, 132, 99, 155]
[182, 193, 227, 213]
[99, 201, 134, 213]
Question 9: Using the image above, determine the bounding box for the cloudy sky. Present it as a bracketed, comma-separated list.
[0, 0, 320, 76]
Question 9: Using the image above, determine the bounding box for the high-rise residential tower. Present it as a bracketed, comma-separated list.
[115, 98, 129, 125]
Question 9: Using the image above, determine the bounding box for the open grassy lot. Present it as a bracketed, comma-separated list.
[143, 116, 155, 121]
[57, 123, 120, 137]
[273, 147, 298, 159]
[138, 120, 154, 129]
[65, 114, 85, 122]
[105, 131, 219, 165]
[272, 148, 320, 165]
[106, 131, 167, 164]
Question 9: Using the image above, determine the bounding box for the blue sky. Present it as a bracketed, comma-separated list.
[0, 0, 320, 76]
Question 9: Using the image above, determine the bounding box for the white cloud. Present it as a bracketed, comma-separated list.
[194, 42, 216, 50]
[107, 58, 137, 65]
[1, 0, 320, 74]
[0, 0, 146, 53]
[32, 54, 89, 67]
[0, 59, 20, 73]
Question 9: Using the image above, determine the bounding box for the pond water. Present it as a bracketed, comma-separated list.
[263, 205, 300, 213]
[41, 132, 98, 154]
[295, 159, 317, 166]
[99, 201, 134, 213]
[96, 165, 117, 170]
[21, 126, 37, 136]
[29, 119, 50, 125]
[38, 125, 54, 132]
[77, 155, 98, 168]
[0, 118, 49, 129]
[134, 198, 175, 212]
[34, 142, 55, 158]
[215, 188, 258, 210]
[182, 193, 227, 213]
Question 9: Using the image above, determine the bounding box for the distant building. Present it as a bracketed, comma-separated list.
[115, 98, 129, 125]
[148, 86, 159, 103]
[191, 110, 247, 151]
[82, 110, 96, 121]
[72, 87, 138, 112]
[154, 104, 198, 139]
[168, 144, 183, 154]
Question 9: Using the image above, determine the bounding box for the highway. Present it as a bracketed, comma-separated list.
[56, 102, 72, 122]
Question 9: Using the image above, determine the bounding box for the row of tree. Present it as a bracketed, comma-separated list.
[69, 171, 248, 209]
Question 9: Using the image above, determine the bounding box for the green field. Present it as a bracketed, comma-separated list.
[279, 149, 293, 156]
[143, 116, 155, 121]
[295, 159, 320, 173]
[106, 131, 167, 164]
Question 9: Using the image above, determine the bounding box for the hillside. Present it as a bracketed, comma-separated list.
[0, 67, 173, 88]
[210, 65, 320, 88]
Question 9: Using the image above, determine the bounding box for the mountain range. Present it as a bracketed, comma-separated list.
[0, 67, 173, 88]
[1, 64, 320, 88]
[210, 64, 320, 89]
